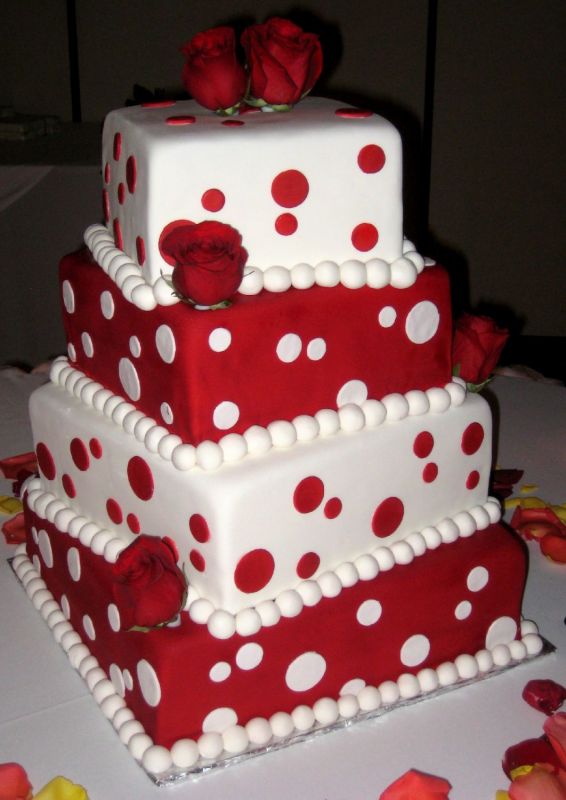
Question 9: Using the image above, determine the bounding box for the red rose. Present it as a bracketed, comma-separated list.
[161, 220, 247, 306]
[242, 18, 323, 106]
[111, 535, 187, 629]
[181, 26, 246, 112]
[452, 313, 509, 385]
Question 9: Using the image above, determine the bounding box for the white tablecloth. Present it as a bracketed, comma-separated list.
[1, 372, 564, 799]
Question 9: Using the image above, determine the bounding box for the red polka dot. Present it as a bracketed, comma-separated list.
[163, 536, 179, 561]
[324, 497, 342, 519]
[104, 163, 110, 183]
[136, 236, 146, 266]
[413, 431, 434, 459]
[335, 108, 373, 118]
[271, 170, 309, 208]
[372, 496, 404, 538]
[89, 438, 102, 458]
[461, 422, 485, 455]
[62, 474, 76, 498]
[127, 456, 154, 501]
[36, 443, 56, 480]
[466, 470, 480, 489]
[165, 115, 196, 125]
[126, 156, 137, 194]
[358, 144, 386, 173]
[126, 513, 141, 534]
[293, 476, 325, 514]
[70, 438, 90, 471]
[352, 222, 378, 251]
[275, 213, 298, 236]
[102, 190, 110, 222]
[201, 189, 225, 212]
[113, 218, 123, 250]
[189, 513, 210, 543]
[222, 119, 245, 126]
[234, 549, 275, 593]
[159, 219, 194, 266]
[106, 498, 123, 525]
[296, 552, 320, 579]
[142, 100, 175, 108]
[113, 132, 122, 160]
[190, 549, 206, 572]
[422, 463, 438, 483]
[117, 183, 126, 204]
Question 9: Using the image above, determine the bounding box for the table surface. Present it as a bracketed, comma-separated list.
[1, 370, 564, 799]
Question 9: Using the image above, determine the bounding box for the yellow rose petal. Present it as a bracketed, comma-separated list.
[504, 497, 522, 510]
[520, 496, 546, 509]
[0, 496, 23, 515]
[495, 791, 510, 800]
[509, 764, 534, 780]
[551, 504, 566, 522]
[33, 776, 89, 800]
[520, 483, 538, 494]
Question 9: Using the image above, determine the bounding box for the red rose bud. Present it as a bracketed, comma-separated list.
[242, 18, 323, 107]
[162, 220, 247, 306]
[379, 768, 452, 799]
[523, 680, 566, 716]
[111, 535, 187, 629]
[502, 736, 563, 778]
[181, 26, 246, 112]
[452, 313, 509, 385]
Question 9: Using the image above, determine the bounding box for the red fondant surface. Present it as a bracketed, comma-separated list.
[24, 500, 526, 749]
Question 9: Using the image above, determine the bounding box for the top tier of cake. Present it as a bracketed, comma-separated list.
[102, 97, 403, 284]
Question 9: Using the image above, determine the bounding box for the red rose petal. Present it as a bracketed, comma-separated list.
[540, 534, 566, 563]
[523, 680, 566, 716]
[379, 768, 452, 800]
[502, 737, 563, 778]
[2, 513, 27, 545]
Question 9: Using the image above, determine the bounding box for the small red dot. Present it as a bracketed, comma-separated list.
[104, 163, 110, 183]
[62, 474, 76, 498]
[70, 438, 89, 471]
[126, 155, 137, 193]
[462, 422, 485, 455]
[372, 496, 404, 538]
[352, 222, 378, 251]
[294, 476, 325, 513]
[466, 470, 480, 489]
[113, 132, 122, 160]
[136, 236, 146, 266]
[271, 170, 309, 208]
[36, 443, 56, 480]
[422, 463, 438, 483]
[165, 115, 196, 125]
[126, 513, 141, 534]
[113, 218, 123, 250]
[189, 513, 210, 543]
[413, 431, 434, 459]
[222, 119, 245, 126]
[190, 549, 206, 572]
[296, 552, 320, 579]
[102, 190, 110, 222]
[89, 438, 103, 458]
[127, 456, 154, 501]
[117, 183, 125, 204]
[358, 144, 386, 173]
[335, 108, 373, 118]
[234, 549, 275, 593]
[275, 213, 298, 236]
[201, 188, 225, 212]
[106, 498, 123, 525]
[142, 100, 175, 108]
[324, 497, 342, 519]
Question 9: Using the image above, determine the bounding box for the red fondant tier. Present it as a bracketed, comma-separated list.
[60, 250, 452, 444]
[24, 500, 526, 748]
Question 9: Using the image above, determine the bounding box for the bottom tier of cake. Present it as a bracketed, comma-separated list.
[17, 494, 544, 782]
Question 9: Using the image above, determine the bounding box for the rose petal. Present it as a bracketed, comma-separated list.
[2, 512, 27, 545]
[0, 452, 37, 479]
[0, 762, 33, 800]
[32, 776, 89, 800]
[523, 681, 566, 716]
[502, 737, 563, 778]
[540, 534, 566, 564]
[508, 764, 566, 800]
[544, 713, 566, 770]
[379, 769, 452, 799]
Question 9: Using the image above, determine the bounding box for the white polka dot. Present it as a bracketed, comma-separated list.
[467, 566, 489, 592]
[209, 327, 231, 352]
[137, 659, 161, 707]
[213, 401, 239, 430]
[486, 616, 517, 649]
[123, 669, 133, 690]
[32, 554, 41, 574]
[340, 678, 366, 696]
[202, 707, 238, 734]
[129, 336, 141, 357]
[276, 333, 302, 363]
[306, 338, 326, 360]
[62, 280, 75, 313]
[118, 358, 141, 401]
[83, 614, 96, 640]
[60, 593, 71, 619]
[107, 603, 121, 632]
[405, 301, 440, 344]
[455, 601, 472, 620]
[109, 663, 125, 696]
[160, 402, 173, 425]
[67, 343, 76, 361]
[356, 599, 382, 626]
[67, 548, 81, 581]
[285, 651, 326, 692]
[236, 643, 263, 671]
[337, 379, 368, 407]
[81, 332, 94, 358]
[378, 306, 396, 327]
[209, 662, 231, 683]
[31, 526, 38, 544]
[155, 324, 176, 363]
[400, 634, 430, 667]
[100, 290, 115, 319]
[37, 530, 53, 568]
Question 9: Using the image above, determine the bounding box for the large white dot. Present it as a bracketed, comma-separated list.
[378, 306, 396, 327]
[213, 401, 239, 430]
[67, 343, 76, 361]
[100, 291, 115, 319]
[202, 707, 238, 733]
[337, 379, 368, 407]
[60, 594, 71, 619]
[137, 659, 161, 707]
[67, 548, 81, 581]
[123, 669, 133, 690]
[83, 615, 96, 640]
[129, 336, 141, 357]
[276, 333, 302, 363]
[340, 678, 366, 696]
[356, 599, 382, 626]
[455, 601, 472, 620]
[118, 358, 141, 401]
[486, 616, 517, 649]
[209, 327, 231, 352]
[306, 338, 326, 360]
[236, 643, 263, 671]
[109, 663, 125, 696]
[400, 634, 430, 667]
[107, 603, 121, 631]
[155, 324, 176, 363]
[62, 280, 75, 313]
[81, 332, 94, 358]
[285, 651, 326, 692]
[209, 662, 231, 683]
[160, 402, 173, 425]
[405, 301, 440, 344]
[37, 530, 53, 568]
[467, 566, 489, 592]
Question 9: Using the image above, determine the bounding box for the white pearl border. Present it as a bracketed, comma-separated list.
[12, 543, 543, 783]
[50, 357, 468, 473]
[84, 224, 434, 311]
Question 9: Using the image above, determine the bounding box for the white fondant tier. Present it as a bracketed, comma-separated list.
[101, 98, 404, 284]
[29, 378, 494, 615]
